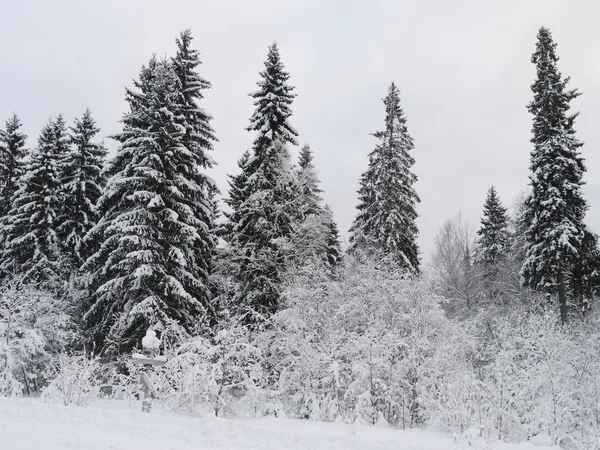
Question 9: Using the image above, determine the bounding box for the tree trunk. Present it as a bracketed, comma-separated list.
[558, 270, 568, 325]
[21, 366, 30, 396]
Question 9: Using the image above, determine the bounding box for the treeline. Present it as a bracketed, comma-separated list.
[0, 25, 598, 350]
[0, 30, 349, 355]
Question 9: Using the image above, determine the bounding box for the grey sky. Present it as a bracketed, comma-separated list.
[1, 0, 599, 261]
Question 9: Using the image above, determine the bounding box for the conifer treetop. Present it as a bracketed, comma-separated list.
[476, 186, 509, 264]
[247, 43, 298, 152]
[173, 28, 217, 166]
[0, 113, 28, 216]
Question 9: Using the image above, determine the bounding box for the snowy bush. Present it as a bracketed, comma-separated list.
[0, 281, 76, 396]
[420, 304, 600, 449]
[42, 353, 101, 406]
[165, 322, 264, 417]
[266, 257, 470, 427]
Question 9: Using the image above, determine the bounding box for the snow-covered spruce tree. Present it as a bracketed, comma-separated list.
[56, 109, 107, 268]
[476, 186, 509, 266]
[225, 43, 299, 319]
[289, 144, 342, 269]
[323, 204, 342, 269]
[225, 42, 297, 230]
[0, 116, 69, 289]
[0, 114, 27, 218]
[221, 150, 251, 240]
[570, 228, 600, 310]
[475, 187, 510, 302]
[350, 82, 420, 272]
[229, 138, 298, 320]
[297, 144, 323, 217]
[246, 43, 298, 159]
[83, 53, 217, 354]
[520, 27, 592, 323]
[172, 28, 218, 237]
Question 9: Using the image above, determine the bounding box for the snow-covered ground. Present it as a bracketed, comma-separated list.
[0, 397, 558, 450]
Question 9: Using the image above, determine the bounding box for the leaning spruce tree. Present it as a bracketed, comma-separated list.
[350, 82, 420, 271]
[57, 108, 107, 267]
[476, 186, 510, 267]
[0, 116, 69, 289]
[520, 27, 591, 323]
[226, 42, 299, 319]
[83, 37, 217, 353]
[0, 114, 27, 218]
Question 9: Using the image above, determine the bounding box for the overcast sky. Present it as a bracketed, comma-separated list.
[1, 0, 599, 261]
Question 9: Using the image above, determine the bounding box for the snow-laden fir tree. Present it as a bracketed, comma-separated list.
[83, 49, 217, 353]
[171, 28, 218, 285]
[56, 109, 107, 268]
[246, 43, 298, 154]
[297, 144, 323, 217]
[476, 186, 509, 267]
[222, 150, 251, 240]
[225, 43, 299, 319]
[323, 204, 342, 269]
[570, 228, 600, 310]
[350, 82, 420, 271]
[230, 42, 298, 221]
[291, 144, 342, 269]
[520, 27, 592, 323]
[172, 29, 217, 183]
[229, 138, 298, 320]
[0, 114, 27, 218]
[0, 116, 69, 289]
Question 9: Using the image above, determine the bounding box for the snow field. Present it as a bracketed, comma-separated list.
[0, 397, 559, 450]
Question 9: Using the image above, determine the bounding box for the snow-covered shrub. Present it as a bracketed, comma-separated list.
[164, 322, 263, 417]
[267, 256, 470, 427]
[421, 304, 600, 449]
[0, 281, 76, 396]
[42, 353, 101, 406]
[93, 356, 142, 402]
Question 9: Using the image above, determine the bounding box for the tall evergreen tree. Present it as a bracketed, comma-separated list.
[230, 138, 298, 319]
[226, 43, 299, 319]
[57, 109, 107, 267]
[297, 143, 323, 217]
[570, 228, 600, 310]
[350, 82, 420, 271]
[0, 114, 27, 218]
[476, 186, 509, 266]
[83, 49, 217, 353]
[171, 28, 218, 285]
[323, 204, 342, 269]
[172, 28, 216, 176]
[520, 27, 590, 323]
[0, 116, 69, 289]
[222, 150, 251, 238]
[246, 43, 298, 153]
[292, 144, 343, 270]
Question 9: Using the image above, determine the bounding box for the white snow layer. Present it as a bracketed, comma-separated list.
[0, 397, 559, 450]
